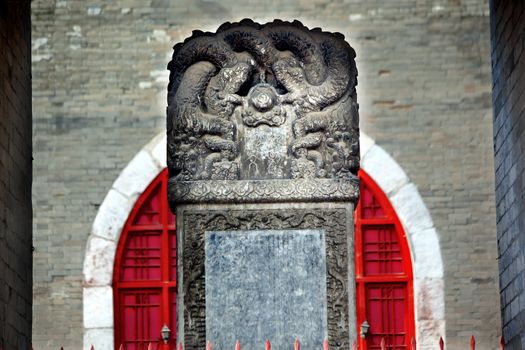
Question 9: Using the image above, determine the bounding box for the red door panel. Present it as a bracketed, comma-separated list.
[114, 169, 177, 349]
[362, 225, 404, 275]
[120, 290, 163, 349]
[365, 284, 408, 349]
[356, 171, 415, 350]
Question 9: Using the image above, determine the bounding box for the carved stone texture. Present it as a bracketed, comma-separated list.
[181, 209, 350, 350]
[167, 19, 359, 204]
[168, 178, 359, 204]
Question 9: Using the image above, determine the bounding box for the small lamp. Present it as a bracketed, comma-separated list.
[360, 320, 370, 339]
[161, 324, 171, 344]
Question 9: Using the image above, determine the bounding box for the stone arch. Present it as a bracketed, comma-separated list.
[82, 131, 445, 349]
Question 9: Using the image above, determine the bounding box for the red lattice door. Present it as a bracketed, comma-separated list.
[113, 169, 177, 350]
[355, 171, 415, 350]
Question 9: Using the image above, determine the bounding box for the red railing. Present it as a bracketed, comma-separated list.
[22, 336, 505, 350]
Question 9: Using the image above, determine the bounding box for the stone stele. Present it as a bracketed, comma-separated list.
[205, 230, 327, 350]
[167, 19, 360, 350]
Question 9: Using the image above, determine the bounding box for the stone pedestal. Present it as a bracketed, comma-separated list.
[167, 20, 359, 350]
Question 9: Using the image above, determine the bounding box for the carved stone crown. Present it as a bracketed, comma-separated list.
[167, 19, 359, 205]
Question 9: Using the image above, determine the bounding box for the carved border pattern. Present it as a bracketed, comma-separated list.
[182, 209, 350, 350]
[170, 178, 359, 204]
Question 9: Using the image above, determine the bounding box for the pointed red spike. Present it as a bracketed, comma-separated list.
[323, 339, 329, 350]
[500, 336, 505, 350]
[294, 338, 300, 350]
[235, 340, 240, 350]
[119, 345, 124, 350]
[147, 342, 153, 350]
[381, 337, 386, 350]
[178, 342, 184, 350]
[265, 339, 271, 350]
[439, 336, 444, 350]
[410, 336, 416, 350]
[207, 341, 212, 350]
[90, 346, 95, 350]
[352, 340, 357, 350]
[60, 347, 64, 350]
[470, 335, 475, 350]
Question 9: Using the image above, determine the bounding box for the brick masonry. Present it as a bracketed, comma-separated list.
[31, 1, 501, 349]
[489, 1, 525, 349]
[0, 1, 33, 349]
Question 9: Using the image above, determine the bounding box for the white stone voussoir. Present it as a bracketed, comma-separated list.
[361, 144, 409, 196]
[83, 286, 114, 329]
[148, 132, 167, 168]
[359, 132, 375, 159]
[83, 328, 114, 350]
[410, 228, 444, 279]
[91, 189, 134, 242]
[83, 236, 117, 286]
[391, 183, 434, 234]
[112, 150, 161, 199]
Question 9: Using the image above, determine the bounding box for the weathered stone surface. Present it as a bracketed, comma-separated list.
[205, 230, 327, 350]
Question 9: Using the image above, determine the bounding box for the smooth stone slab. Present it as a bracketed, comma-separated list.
[205, 229, 328, 350]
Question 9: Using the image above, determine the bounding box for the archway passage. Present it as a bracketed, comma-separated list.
[113, 169, 415, 349]
[355, 171, 415, 350]
[113, 169, 176, 350]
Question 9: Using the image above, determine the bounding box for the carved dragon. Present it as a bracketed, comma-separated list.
[167, 19, 359, 181]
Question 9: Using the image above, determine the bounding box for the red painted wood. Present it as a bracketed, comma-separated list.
[113, 169, 176, 350]
[294, 338, 300, 350]
[355, 171, 415, 350]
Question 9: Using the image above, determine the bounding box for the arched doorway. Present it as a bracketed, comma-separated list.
[83, 131, 444, 350]
[111, 168, 415, 349]
[112, 170, 176, 349]
[355, 171, 415, 349]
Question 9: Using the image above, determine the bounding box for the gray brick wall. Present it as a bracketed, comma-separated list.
[0, 1, 33, 349]
[489, 1, 525, 349]
[31, 1, 501, 349]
